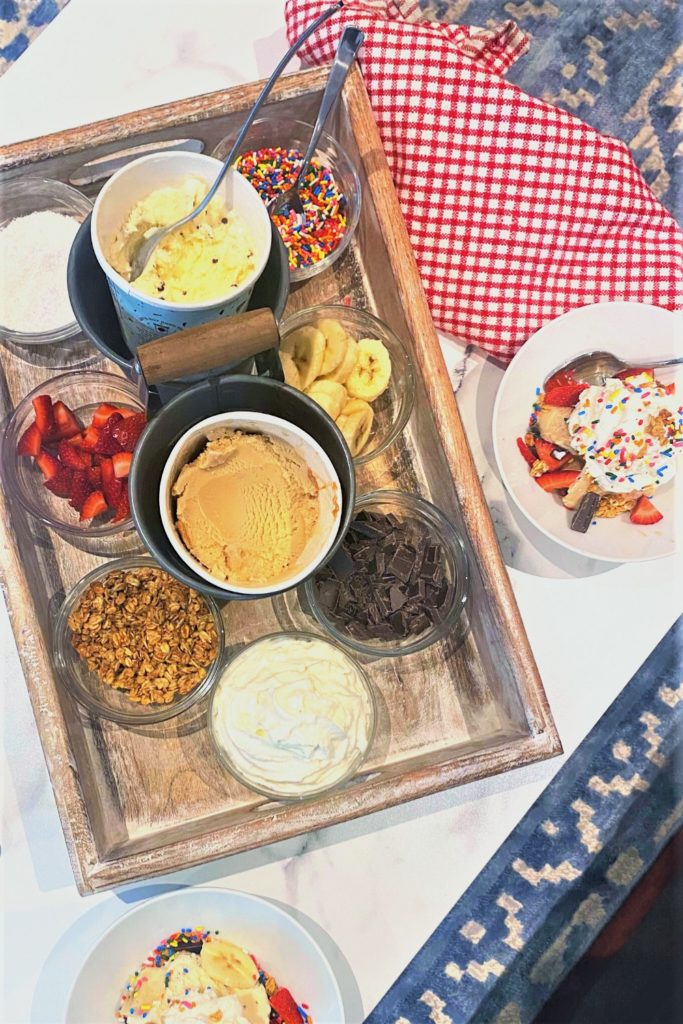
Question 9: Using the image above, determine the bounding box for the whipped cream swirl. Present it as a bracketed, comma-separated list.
[566, 374, 682, 493]
[211, 635, 374, 796]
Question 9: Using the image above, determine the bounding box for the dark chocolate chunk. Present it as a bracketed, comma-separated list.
[570, 492, 600, 533]
[314, 508, 454, 644]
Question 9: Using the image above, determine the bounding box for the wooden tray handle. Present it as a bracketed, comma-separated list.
[136, 308, 280, 384]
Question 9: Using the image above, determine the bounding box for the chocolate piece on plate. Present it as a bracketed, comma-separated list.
[570, 491, 600, 533]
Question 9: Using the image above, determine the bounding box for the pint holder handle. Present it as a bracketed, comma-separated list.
[135, 307, 280, 385]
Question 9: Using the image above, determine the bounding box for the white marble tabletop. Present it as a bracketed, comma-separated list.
[1, 2, 680, 1022]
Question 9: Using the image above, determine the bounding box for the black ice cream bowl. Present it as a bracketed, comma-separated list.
[129, 374, 356, 603]
[304, 489, 470, 658]
[67, 214, 290, 392]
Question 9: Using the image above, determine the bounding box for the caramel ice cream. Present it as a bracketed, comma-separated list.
[172, 430, 321, 587]
[107, 175, 257, 303]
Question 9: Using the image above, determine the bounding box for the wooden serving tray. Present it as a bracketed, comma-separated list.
[0, 65, 561, 895]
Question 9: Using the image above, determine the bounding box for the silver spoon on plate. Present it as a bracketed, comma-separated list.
[544, 350, 683, 386]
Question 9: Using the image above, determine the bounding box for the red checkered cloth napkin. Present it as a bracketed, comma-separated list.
[285, 0, 683, 361]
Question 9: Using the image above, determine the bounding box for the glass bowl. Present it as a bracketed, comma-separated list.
[208, 631, 376, 801]
[53, 555, 225, 725]
[1, 370, 144, 538]
[279, 304, 415, 465]
[305, 490, 470, 658]
[0, 177, 93, 343]
[213, 115, 361, 283]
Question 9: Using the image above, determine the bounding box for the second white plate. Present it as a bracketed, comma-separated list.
[492, 301, 680, 563]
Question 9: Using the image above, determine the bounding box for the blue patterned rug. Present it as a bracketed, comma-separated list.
[368, 615, 683, 1024]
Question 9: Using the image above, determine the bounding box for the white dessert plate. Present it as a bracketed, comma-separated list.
[65, 886, 345, 1023]
[492, 302, 680, 563]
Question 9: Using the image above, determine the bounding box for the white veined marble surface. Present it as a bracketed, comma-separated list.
[1, 2, 680, 1022]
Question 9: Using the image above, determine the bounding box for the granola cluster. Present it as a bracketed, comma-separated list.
[68, 566, 219, 704]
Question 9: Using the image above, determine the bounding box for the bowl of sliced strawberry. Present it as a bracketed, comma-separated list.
[2, 371, 147, 536]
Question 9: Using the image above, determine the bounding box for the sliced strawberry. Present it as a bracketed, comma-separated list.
[68, 468, 95, 512]
[91, 403, 120, 429]
[536, 470, 580, 492]
[100, 458, 122, 507]
[87, 465, 102, 488]
[112, 451, 132, 478]
[94, 412, 124, 455]
[665, 382, 675, 396]
[544, 382, 589, 407]
[72, 425, 102, 451]
[58, 439, 92, 470]
[111, 480, 130, 523]
[44, 467, 74, 497]
[516, 436, 536, 466]
[545, 369, 579, 391]
[80, 489, 107, 522]
[16, 422, 42, 457]
[629, 495, 663, 526]
[52, 400, 82, 440]
[535, 437, 567, 471]
[111, 412, 146, 453]
[35, 449, 61, 480]
[615, 367, 653, 381]
[269, 988, 301, 1024]
[31, 394, 56, 438]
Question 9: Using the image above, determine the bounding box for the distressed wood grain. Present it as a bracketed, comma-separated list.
[0, 65, 560, 895]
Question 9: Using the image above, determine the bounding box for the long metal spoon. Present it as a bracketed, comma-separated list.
[544, 350, 683, 387]
[128, 0, 345, 281]
[269, 25, 364, 218]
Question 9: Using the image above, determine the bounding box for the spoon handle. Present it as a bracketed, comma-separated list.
[180, 0, 345, 224]
[293, 26, 364, 191]
[649, 355, 683, 370]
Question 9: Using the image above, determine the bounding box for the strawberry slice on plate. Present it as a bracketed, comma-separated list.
[534, 437, 567, 471]
[630, 495, 663, 526]
[269, 988, 302, 1024]
[544, 368, 580, 391]
[536, 470, 580, 492]
[16, 422, 42, 457]
[516, 436, 536, 466]
[544, 382, 589, 407]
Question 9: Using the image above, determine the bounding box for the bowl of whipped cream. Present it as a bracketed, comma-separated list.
[209, 632, 376, 800]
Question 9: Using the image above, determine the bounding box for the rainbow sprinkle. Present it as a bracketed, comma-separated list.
[235, 146, 348, 270]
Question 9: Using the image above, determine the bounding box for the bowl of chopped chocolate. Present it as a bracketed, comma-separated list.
[305, 490, 469, 658]
[53, 555, 224, 724]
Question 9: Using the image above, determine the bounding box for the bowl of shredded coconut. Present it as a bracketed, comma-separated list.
[0, 177, 92, 344]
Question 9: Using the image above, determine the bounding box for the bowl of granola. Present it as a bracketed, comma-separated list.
[493, 302, 681, 563]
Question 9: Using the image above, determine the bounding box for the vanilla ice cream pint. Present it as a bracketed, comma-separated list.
[210, 634, 375, 798]
[91, 152, 272, 352]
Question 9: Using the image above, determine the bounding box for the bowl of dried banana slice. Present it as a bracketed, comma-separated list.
[278, 304, 415, 464]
